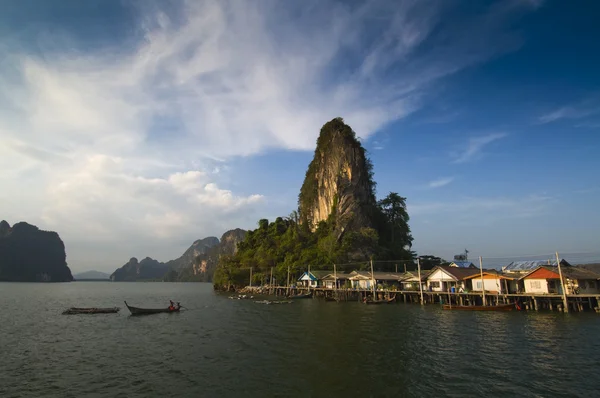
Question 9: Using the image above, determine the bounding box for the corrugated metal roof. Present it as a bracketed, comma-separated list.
[503, 259, 569, 272]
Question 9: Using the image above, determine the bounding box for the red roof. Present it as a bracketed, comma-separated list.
[523, 267, 560, 280]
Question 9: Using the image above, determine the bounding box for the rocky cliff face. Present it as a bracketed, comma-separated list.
[110, 232, 243, 282]
[110, 257, 169, 281]
[0, 221, 73, 282]
[180, 229, 247, 282]
[298, 118, 377, 237]
[165, 236, 219, 271]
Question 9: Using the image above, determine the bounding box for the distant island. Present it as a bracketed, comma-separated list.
[0, 220, 73, 282]
[109, 229, 246, 282]
[73, 270, 110, 280]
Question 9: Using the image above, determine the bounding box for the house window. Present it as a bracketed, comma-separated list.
[430, 281, 440, 288]
[530, 281, 541, 289]
[476, 281, 482, 289]
[589, 281, 596, 289]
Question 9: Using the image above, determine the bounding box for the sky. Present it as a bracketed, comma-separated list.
[1, 0, 599, 273]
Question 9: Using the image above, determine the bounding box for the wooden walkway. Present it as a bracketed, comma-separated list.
[239, 286, 600, 313]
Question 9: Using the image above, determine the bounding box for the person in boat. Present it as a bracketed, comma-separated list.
[169, 300, 175, 311]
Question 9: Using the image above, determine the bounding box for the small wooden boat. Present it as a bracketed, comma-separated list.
[324, 296, 339, 302]
[364, 295, 396, 305]
[255, 300, 293, 305]
[442, 303, 515, 311]
[62, 307, 120, 315]
[124, 301, 181, 315]
[287, 292, 313, 299]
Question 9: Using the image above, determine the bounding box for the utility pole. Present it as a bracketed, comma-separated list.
[270, 267, 273, 286]
[479, 257, 485, 306]
[556, 251, 569, 313]
[417, 257, 424, 305]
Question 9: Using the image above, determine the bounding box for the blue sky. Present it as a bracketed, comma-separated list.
[1, 0, 599, 272]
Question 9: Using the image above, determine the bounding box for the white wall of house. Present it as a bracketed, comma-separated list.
[471, 278, 503, 293]
[426, 269, 458, 292]
[524, 278, 549, 294]
[350, 278, 372, 289]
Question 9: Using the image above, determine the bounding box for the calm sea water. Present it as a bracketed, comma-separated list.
[1, 282, 599, 398]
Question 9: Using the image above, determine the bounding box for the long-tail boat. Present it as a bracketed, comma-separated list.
[442, 303, 515, 311]
[124, 301, 181, 315]
[364, 295, 396, 305]
[287, 291, 313, 299]
[62, 307, 120, 315]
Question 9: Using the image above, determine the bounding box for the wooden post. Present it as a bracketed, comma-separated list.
[334, 263, 337, 300]
[417, 257, 424, 305]
[479, 256, 485, 306]
[270, 267, 273, 290]
[249, 267, 253, 288]
[287, 266, 290, 289]
[395, 263, 398, 273]
[556, 251, 569, 313]
[370, 258, 376, 300]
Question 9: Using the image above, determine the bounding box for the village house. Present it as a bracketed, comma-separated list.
[463, 271, 520, 294]
[400, 270, 431, 291]
[297, 270, 329, 288]
[321, 272, 350, 289]
[426, 266, 480, 292]
[348, 271, 404, 290]
[521, 266, 600, 295]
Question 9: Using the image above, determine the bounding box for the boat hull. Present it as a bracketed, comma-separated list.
[62, 307, 120, 315]
[442, 303, 515, 311]
[364, 296, 396, 305]
[124, 301, 181, 315]
[287, 293, 313, 299]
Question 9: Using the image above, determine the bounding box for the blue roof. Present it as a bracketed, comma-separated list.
[297, 271, 329, 281]
[451, 261, 474, 268]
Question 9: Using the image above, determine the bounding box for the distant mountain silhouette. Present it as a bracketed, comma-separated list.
[0, 220, 73, 282]
[73, 270, 110, 280]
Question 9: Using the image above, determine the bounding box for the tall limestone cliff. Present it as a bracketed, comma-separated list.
[0, 221, 73, 282]
[298, 117, 377, 237]
[212, 117, 414, 290]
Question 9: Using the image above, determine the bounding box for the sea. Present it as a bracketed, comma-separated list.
[1, 282, 599, 398]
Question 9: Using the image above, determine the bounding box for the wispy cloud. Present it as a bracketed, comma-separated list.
[409, 194, 554, 220]
[0, 0, 541, 269]
[538, 98, 600, 124]
[452, 133, 507, 164]
[428, 177, 455, 188]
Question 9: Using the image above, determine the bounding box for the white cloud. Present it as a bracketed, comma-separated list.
[538, 102, 600, 124]
[428, 177, 455, 188]
[0, 0, 541, 271]
[452, 133, 507, 164]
